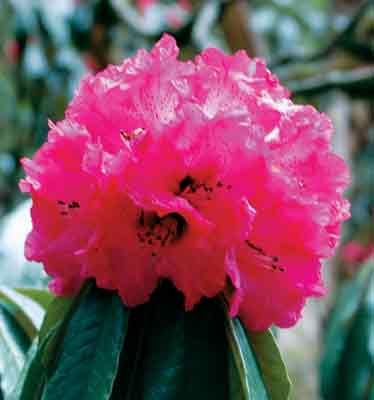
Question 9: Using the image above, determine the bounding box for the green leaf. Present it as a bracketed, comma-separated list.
[9, 283, 93, 400]
[0, 287, 45, 339]
[320, 261, 374, 400]
[116, 281, 229, 400]
[15, 289, 54, 311]
[37, 282, 94, 377]
[41, 287, 129, 400]
[6, 338, 39, 400]
[0, 303, 30, 397]
[320, 261, 374, 399]
[112, 283, 290, 400]
[336, 269, 374, 400]
[246, 330, 291, 400]
[224, 311, 268, 400]
[7, 324, 62, 400]
[38, 296, 75, 344]
[109, 300, 149, 400]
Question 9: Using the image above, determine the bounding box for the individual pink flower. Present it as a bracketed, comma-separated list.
[20, 34, 350, 331]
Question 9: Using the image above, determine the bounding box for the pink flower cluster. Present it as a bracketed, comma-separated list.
[20, 35, 350, 330]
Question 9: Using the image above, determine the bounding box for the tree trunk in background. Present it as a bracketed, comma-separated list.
[221, 0, 258, 56]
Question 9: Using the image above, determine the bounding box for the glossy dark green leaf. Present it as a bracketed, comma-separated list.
[116, 282, 229, 400]
[36, 281, 94, 378]
[0, 303, 30, 397]
[38, 296, 75, 343]
[224, 312, 268, 400]
[15, 289, 54, 311]
[246, 329, 291, 400]
[320, 261, 374, 399]
[41, 287, 129, 400]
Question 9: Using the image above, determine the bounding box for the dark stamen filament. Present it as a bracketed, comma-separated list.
[245, 240, 285, 272]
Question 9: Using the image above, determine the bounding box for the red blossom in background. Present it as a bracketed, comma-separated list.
[341, 241, 374, 264]
[20, 35, 350, 331]
[137, 0, 157, 15]
[4, 39, 20, 64]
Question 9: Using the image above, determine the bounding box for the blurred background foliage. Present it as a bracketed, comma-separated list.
[0, 0, 373, 399]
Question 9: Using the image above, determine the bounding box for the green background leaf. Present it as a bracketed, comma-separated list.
[0, 287, 45, 339]
[0, 303, 30, 396]
[320, 261, 374, 399]
[320, 261, 374, 400]
[246, 329, 291, 400]
[15, 289, 54, 311]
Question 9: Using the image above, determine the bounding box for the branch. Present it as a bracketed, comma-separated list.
[288, 66, 374, 97]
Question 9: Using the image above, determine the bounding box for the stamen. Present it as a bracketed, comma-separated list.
[133, 128, 145, 137]
[136, 211, 187, 251]
[245, 240, 285, 272]
[179, 176, 194, 193]
[178, 176, 233, 204]
[120, 127, 145, 142]
[139, 210, 145, 226]
[68, 202, 80, 209]
[245, 240, 265, 255]
[120, 130, 131, 141]
[58, 200, 80, 212]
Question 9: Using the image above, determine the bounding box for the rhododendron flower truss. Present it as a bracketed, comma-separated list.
[20, 34, 350, 331]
